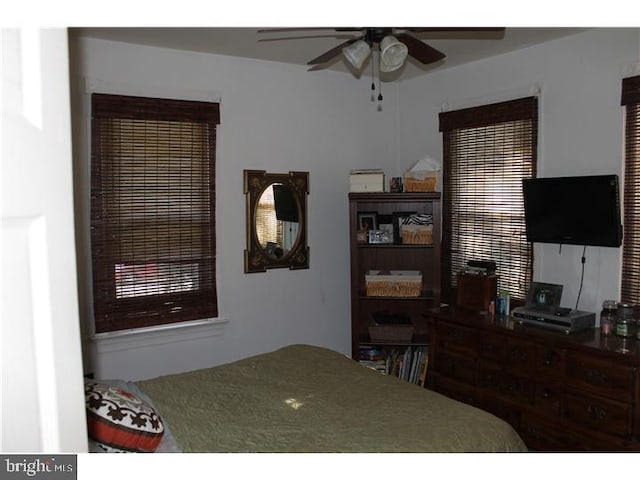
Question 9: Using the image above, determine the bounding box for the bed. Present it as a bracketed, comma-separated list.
[85, 344, 527, 453]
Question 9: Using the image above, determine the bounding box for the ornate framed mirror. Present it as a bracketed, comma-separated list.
[244, 170, 309, 273]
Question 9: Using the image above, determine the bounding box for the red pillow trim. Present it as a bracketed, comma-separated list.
[85, 381, 164, 453]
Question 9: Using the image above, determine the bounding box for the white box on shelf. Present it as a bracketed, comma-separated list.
[350, 169, 385, 192]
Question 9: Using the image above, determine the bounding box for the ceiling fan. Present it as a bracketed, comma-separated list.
[258, 27, 506, 73]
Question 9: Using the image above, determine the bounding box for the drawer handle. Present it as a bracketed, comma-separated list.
[509, 348, 527, 362]
[543, 351, 555, 366]
[587, 404, 607, 420]
[586, 370, 607, 385]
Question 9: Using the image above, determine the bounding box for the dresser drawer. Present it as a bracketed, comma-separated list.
[479, 332, 504, 363]
[531, 381, 562, 416]
[534, 345, 565, 381]
[520, 414, 580, 451]
[521, 413, 626, 452]
[429, 373, 480, 407]
[503, 338, 537, 374]
[435, 322, 479, 355]
[434, 350, 477, 384]
[566, 353, 636, 401]
[478, 362, 532, 403]
[564, 391, 632, 439]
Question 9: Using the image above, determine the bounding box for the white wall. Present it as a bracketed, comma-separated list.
[69, 35, 402, 380]
[70, 29, 640, 380]
[398, 28, 640, 315]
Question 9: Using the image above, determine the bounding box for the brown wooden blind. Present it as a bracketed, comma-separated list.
[439, 97, 538, 303]
[255, 185, 283, 248]
[91, 93, 220, 333]
[621, 76, 640, 304]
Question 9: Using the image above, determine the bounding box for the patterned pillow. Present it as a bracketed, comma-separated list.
[85, 381, 164, 452]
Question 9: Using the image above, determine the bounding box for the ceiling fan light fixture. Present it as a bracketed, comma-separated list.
[342, 39, 371, 70]
[379, 35, 408, 72]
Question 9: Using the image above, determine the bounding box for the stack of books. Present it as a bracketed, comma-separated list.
[358, 345, 429, 386]
[358, 346, 387, 373]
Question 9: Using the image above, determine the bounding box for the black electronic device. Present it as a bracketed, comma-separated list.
[467, 260, 496, 271]
[273, 184, 299, 222]
[512, 306, 595, 334]
[522, 174, 623, 247]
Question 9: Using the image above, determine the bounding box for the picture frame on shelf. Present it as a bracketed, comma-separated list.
[356, 229, 369, 244]
[368, 229, 393, 244]
[358, 212, 378, 231]
[378, 214, 394, 243]
[390, 177, 403, 193]
[392, 211, 417, 244]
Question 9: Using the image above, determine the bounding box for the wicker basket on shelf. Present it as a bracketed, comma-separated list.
[368, 324, 415, 343]
[400, 224, 433, 245]
[403, 173, 437, 192]
[365, 270, 422, 297]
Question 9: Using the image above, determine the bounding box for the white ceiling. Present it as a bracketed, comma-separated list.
[70, 27, 589, 80]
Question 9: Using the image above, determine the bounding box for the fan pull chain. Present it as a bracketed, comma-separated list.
[370, 49, 382, 110]
[370, 55, 376, 102]
[376, 48, 383, 110]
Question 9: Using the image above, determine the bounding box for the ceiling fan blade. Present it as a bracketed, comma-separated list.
[258, 34, 355, 43]
[257, 28, 338, 33]
[395, 33, 445, 65]
[307, 37, 361, 65]
[402, 27, 505, 33]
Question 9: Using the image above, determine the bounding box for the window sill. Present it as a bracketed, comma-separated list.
[90, 317, 229, 353]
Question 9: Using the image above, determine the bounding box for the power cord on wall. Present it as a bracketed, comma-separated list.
[575, 245, 587, 311]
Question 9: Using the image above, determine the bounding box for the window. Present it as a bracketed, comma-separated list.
[439, 97, 538, 302]
[621, 75, 640, 304]
[255, 185, 284, 248]
[90, 94, 220, 333]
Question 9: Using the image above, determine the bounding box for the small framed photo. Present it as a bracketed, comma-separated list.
[392, 211, 417, 244]
[368, 229, 393, 244]
[526, 282, 563, 310]
[378, 214, 394, 242]
[390, 177, 403, 193]
[358, 212, 378, 231]
[356, 229, 369, 244]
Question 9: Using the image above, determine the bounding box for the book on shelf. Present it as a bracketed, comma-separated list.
[359, 359, 387, 373]
[358, 345, 385, 361]
[419, 353, 429, 387]
[366, 346, 428, 385]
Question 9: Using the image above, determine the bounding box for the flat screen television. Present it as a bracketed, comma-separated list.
[522, 174, 623, 247]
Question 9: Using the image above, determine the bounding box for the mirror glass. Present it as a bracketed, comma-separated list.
[255, 183, 300, 259]
[244, 170, 309, 273]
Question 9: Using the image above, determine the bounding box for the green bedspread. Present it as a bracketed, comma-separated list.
[136, 344, 527, 453]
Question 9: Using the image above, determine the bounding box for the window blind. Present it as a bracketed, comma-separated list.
[621, 76, 640, 304]
[91, 94, 220, 333]
[255, 185, 284, 248]
[439, 97, 538, 303]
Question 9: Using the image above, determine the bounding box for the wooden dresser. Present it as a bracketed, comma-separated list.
[425, 306, 640, 451]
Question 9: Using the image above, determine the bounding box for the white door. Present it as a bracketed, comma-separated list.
[1, 28, 88, 452]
